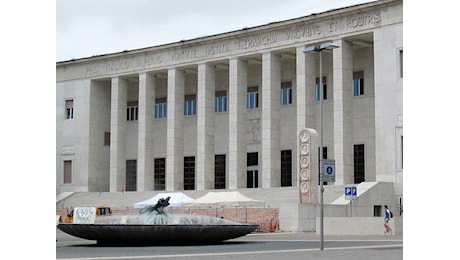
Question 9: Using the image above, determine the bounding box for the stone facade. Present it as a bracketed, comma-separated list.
[56, 0, 403, 205]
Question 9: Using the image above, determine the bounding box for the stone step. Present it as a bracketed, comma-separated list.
[57, 186, 347, 210]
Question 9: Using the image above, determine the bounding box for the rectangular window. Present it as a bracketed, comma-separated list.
[63, 160, 72, 184]
[247, 152, 259, 188]
[247, 86, 259, 109]
[315, 77, 327, 101]
[154, 158, 166, 190]
[399, 49, 403, 78]
[65, 99, 74, 119]
[155, 98, 167, 119]
[127, 101, 139, 121]
[280, 81, 292, 105]
[184, 156, 195, 190]
[401, 136, 403, 169]
[126, 160, 137, 191]
[215, 91, 227, 113]
[374, 205, 382, 217]
[354, 144, 365, 183]
[318, 147, 328, 185]
[353, 71, 364, 96]
[104, 132, 110, 146]
[281, 150, 292, 187]
[184, 95, 196, 116]
[215, 154, 226, 189]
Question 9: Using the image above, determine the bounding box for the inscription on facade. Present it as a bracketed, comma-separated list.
[286, 24, 321, 40]
[328, 21, 339, 33]
[236, 35, 277, 50]
[85, 64, 99, 75]
[105, 60, 130, 73]
[346, 12, 381, 29]
[78, 8, 384, 79]
[85, 55, 163, 76]
[171, 48, 198, 61]
[136, 55, 162, 67]
[206, 44, 230, 56]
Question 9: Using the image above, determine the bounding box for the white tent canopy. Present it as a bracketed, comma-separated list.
[133, 192, 194, 208]
[183, 191, 265, 207]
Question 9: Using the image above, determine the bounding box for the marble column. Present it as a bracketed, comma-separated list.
[261, 52, 281, 188]
[137, 72, 155, 191]
[296, 46, 317, 187]
[333, 39, 354, 184]
[228, 58, 247, 189]
[109, 77, 127, 192]
[374, 27, 402, 183]
[196, 63, 215, 190]
[166, 68, 185, 191]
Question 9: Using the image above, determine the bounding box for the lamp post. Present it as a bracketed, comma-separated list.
[304, 42, 339, 251]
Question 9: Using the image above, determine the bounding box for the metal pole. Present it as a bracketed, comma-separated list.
[305, 42, 339, 251]
[319, 50, 324, 251]
[350, 200, 353, 217]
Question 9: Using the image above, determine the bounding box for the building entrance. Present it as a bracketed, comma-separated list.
[247, 152, 258, 188]
[247, 167, 259, 188]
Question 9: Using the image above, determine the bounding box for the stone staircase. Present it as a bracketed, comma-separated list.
[322, 184, 347, 204]
[56, 186, 345, 210]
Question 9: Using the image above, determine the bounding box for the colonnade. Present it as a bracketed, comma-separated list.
[107, 39, 355, 192]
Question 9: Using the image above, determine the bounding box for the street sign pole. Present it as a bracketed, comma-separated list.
[323, 160, 335, 182]
[350, 200, 352, 217]
[345, 186, 357, 217]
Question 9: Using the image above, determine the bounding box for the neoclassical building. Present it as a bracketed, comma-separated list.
[56, 0, 403, 206]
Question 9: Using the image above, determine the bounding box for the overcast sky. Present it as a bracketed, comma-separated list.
[56, 0, 374, 62]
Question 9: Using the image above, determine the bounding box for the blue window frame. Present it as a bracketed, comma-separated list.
[247, 87, 259, 109]
[280, 81, 292, 105]
[155, 103, 167, 119]
[184, 95, 196, 116]
[353, 71, 364, 96]
[215, 91, 227, 113]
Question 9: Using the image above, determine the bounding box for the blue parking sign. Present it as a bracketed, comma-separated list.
[345, 187, 352, 195]
[345, 186, 356, 200]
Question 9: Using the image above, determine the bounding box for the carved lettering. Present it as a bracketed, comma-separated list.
[171, 49, 198, 61]
[74, 9, 386, 79]
[328, 21, 338, 33]
[346, 12, 381, 29]
[105, 60, 129, 73]
[286, 25, 321, 40]
[236, 35, 277, 50]
[139, 55, 162, 66]
[206, 44, 230, 56]
[85, 64, 98, 76]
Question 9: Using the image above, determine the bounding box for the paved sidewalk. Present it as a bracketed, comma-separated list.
[242, 230, 403, 241]
[57, 229, 403, 260]
[57, 228, 403, 242]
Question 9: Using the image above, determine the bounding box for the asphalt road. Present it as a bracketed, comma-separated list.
[56, 229, 403, 260]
